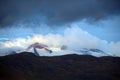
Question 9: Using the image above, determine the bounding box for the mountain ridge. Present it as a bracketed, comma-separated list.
[0, 52, 120, 80]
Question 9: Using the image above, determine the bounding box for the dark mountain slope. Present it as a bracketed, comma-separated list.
[0, 52, 120, 80]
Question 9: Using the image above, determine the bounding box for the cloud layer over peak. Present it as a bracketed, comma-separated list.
[0, 25, 120, 56]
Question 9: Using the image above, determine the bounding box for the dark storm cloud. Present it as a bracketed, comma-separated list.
[0, 0, 120, 26]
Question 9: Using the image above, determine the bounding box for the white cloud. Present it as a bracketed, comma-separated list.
[0, 23, 120, 56]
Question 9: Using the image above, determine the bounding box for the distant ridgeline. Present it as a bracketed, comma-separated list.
[0, 42, 116, 57]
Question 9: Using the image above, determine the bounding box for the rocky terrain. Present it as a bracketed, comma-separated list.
[0, 52, 120, 80]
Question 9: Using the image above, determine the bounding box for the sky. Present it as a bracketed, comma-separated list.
[0, 0, 120, 56]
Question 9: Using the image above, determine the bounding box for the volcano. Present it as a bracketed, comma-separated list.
[0, 52, 120, 80]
